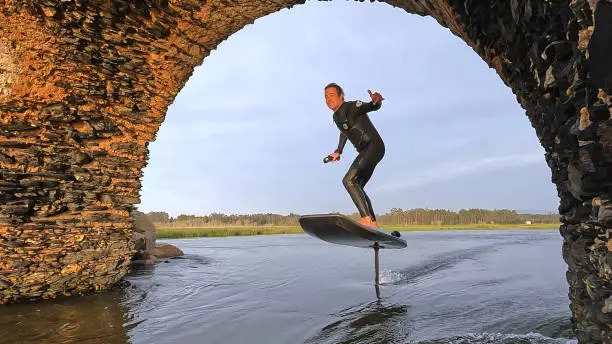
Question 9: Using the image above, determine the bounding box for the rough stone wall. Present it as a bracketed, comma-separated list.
[0, 0, 610, 342]
[437, 1, 612, 342]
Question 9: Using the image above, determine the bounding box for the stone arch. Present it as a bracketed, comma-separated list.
[0, 1, 610, 342]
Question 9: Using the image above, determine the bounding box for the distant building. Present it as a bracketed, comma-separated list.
[525, 220, 532, 225]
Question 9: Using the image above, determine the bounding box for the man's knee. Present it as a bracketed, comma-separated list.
[342, 172, 359, 190]
[342, 174, 353, 190]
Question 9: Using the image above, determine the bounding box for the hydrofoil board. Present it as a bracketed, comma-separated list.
[299, 213, 407, 249]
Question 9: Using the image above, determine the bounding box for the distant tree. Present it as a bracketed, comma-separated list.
[146, 211, 170, 222]
[147, 207, 558, 228]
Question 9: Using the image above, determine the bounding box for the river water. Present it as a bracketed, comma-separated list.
[0, 230, 577, 344]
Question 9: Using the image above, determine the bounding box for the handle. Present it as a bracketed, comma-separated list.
[323, 155, 340, 163]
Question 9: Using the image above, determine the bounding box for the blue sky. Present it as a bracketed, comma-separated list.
[136, 1, 559, 217]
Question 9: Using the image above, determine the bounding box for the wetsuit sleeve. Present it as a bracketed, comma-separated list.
[335, 133, 347, 154]
[353, 100, 382, 116]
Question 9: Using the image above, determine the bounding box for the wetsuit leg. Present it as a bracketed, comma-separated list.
[342, 142, 385, 219]
[359, 166, 377, 221]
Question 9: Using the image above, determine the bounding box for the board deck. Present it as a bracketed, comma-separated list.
[299, 213, 407, 249]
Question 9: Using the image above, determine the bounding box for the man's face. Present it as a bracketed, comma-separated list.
[325, 87, 344, 111]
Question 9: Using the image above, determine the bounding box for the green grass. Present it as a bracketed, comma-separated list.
[156, 226, 304, 239]
[385, 223, 559, 231]
[156, 223, 560, 239]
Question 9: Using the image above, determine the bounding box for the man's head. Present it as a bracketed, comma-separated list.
[325, 83, 344, 111]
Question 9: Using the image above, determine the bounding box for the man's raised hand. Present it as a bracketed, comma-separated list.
[368, 89, 384, 104]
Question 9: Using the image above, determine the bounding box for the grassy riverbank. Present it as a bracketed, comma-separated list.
[155, 223, 560, 239]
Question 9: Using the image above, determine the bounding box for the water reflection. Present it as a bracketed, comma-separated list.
[305, 299, 412, 344]
[0, 261, 165, 344]
[129, 260, 158, 277]
[0, 285, 131, 344]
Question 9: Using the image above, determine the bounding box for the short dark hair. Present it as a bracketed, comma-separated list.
[324, 82, 343, 95]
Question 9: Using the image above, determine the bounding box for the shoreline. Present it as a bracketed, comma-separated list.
[155, 223, 560, 239]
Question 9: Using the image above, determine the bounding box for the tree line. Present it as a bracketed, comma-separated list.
[144, 208, 558, 227]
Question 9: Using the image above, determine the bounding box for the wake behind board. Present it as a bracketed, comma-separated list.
[299, 213, 407, 249]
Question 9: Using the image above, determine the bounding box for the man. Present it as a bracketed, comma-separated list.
[324, 82, 385, 228]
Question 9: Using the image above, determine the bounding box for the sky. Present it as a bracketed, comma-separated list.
[136, 1, 560, 217]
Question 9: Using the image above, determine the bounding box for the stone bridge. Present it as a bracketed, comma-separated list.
[0, 0, 611, 342]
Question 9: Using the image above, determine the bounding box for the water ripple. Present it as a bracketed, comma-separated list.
[385, 245, 498, 286]
[415, 332, 577, 344]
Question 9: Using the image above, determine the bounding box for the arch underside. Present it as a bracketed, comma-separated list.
[0, 0, 610, 342]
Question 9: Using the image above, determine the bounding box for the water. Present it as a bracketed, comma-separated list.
[0, 230, 577, 344]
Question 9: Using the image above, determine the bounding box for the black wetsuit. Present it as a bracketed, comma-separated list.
[332, 100, 385, 220]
